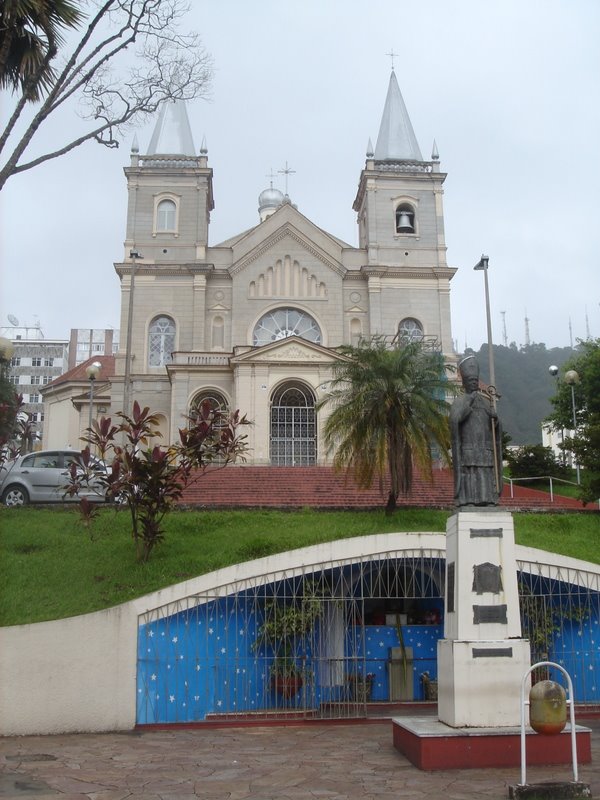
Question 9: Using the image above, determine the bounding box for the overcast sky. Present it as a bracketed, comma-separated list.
[1, 0, 598, 351]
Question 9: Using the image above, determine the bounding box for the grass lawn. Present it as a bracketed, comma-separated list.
[1, 506, 598, 627]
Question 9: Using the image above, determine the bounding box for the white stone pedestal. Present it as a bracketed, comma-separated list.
[437, 510, 530, 727]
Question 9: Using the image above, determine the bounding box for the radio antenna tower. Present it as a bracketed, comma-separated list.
[524, 311, 530, 347]
[569, 317, 574, 349]
[501, 311, 508, 347]
[585, 307, 591, 340]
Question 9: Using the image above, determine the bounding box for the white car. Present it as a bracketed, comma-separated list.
[0, 450, 107, 506]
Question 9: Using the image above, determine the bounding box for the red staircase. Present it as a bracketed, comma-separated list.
[180, 466, 594, 511]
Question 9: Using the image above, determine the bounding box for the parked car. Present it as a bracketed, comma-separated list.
[0, 450, 107, 506]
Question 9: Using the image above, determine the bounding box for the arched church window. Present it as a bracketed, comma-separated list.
[253, 307, 321, 346]
[395, 202, 416, 234]
[397, 317, 424, 343]
[270, 382, 316, 466]
[156, 198, 177, 232]
[190, 390, 229, 420]
[190, 391, 229, 459]
[148, 315, 176, 366]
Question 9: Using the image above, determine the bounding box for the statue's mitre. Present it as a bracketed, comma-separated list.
[458, 354, 479, 377]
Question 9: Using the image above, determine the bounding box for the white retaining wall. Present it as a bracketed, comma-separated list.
[0, 533, 596, 736]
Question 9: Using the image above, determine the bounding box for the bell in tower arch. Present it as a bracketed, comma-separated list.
[396, 206, 415, 233]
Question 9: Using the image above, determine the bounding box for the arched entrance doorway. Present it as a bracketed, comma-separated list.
[270, 382, 316, 466]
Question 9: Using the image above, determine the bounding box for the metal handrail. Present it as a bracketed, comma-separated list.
[507, 475, 593, 505]
[519, 661, 578, 787]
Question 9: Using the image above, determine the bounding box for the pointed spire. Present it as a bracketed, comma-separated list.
[366, 138, 374, 158]
[147, 99, 196, 156]
[200, 135, 208, 155]
[431, 139, 439, 161]
[374, 71, 423, 162]
[131, 133, 139, 154]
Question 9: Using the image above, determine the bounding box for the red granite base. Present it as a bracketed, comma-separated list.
[392, 717, 592, 771]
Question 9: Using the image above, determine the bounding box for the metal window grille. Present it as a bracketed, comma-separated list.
[137, 553, 600, 725]
[271, 384, 316, 466]
[253, 308, 321, 347]
[148, 316, 176, 367]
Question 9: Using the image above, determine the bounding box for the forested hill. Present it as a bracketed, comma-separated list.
[469, 343, 576, 446]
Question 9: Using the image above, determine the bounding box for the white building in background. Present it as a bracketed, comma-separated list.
[3, 328, 69, 446]
[542, 423, 574, 466]
[43, 71, 458, 461]
[1, 324, 120, 448]
[68, 329, 120, 370]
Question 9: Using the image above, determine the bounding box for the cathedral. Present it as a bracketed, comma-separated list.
[45, 71, 456, 464]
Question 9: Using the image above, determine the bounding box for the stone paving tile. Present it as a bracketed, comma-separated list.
[0, 720, 598, 800]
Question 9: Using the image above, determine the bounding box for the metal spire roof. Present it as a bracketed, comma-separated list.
[147, 99, 196, 156]
[374, 71, 423, 162]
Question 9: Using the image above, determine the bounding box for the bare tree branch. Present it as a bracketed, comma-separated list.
[0, 0, 213, 191]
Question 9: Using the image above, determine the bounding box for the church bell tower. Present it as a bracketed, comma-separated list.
[353, 70, 455, 358]
[123, 100, 214, 264]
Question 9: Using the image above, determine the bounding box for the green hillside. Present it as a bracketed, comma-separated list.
[474, 342, 575, 445]
[1, 508, 598, 627]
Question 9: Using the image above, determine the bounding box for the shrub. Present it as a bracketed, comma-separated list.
[506, 445, 571, 481]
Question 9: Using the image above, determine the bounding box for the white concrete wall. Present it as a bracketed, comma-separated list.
[0, 604, 138, 735]
[1, 534, 597, 736]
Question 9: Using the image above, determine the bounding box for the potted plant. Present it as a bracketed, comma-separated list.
[420, 671, 438, 701]
[254, 583, 323, 697]
[347, 672, 374, 703]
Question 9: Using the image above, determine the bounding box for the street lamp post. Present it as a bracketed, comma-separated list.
[473, 255, 495, 389]
[564, 369, 581, 485]
[548, 365, 565, 465]
[473, 254, 500, 493]
[123, 250, 142, 417]
[85, 361, 102, 433]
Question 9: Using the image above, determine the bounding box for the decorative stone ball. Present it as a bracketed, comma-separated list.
[529, 680, 567, 735]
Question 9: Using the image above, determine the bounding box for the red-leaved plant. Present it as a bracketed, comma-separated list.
[65, 400, 249, 562]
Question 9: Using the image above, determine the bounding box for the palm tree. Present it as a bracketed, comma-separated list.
[0, 0, 82, 101]
[317, 337, 454, 514]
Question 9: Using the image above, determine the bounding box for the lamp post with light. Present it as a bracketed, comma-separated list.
[123, 250, 142, 417]
[548, 365, 566, 466]
[85, 361, 102, 433]
[473, 255, 495, 389]
[564, 369, 581, 485]
[473, 254, 500, 492]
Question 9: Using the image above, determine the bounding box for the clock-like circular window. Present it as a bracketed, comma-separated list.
[253, 307, 322, 346]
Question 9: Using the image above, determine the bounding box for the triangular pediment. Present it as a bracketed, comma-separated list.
[229, 204, 349, 278]
[231, 337, 348, 365]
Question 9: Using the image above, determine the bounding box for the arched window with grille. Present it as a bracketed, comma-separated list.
[189, 390, 229, 421]
[148, 316, 176, 367]
[189, 391, 230, 460]
[397, 317, 424, 343]
[270, 382, 316, 466]
[253, 307, 321, 346]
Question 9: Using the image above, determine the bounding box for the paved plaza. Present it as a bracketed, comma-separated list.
[1, 719, 598, 800]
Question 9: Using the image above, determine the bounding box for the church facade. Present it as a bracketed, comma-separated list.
[47, 72, 457, 463]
